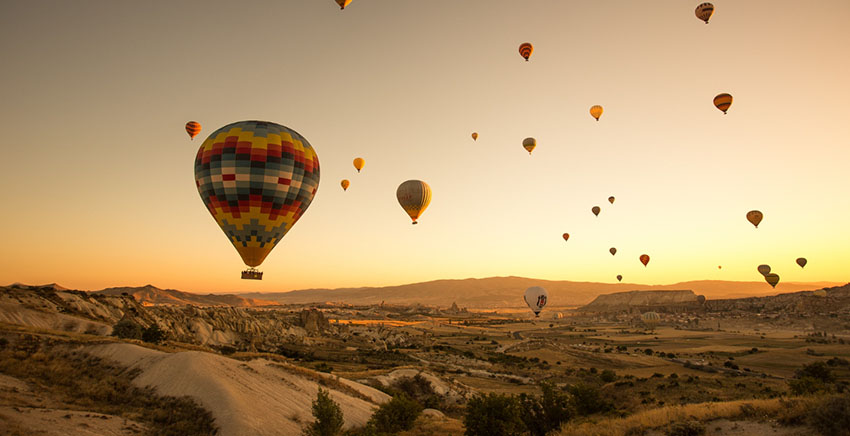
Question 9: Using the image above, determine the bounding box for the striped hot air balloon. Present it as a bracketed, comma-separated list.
[590, 105, 604, 121]
[185, 121, 201, 140]
[522, 137, 537, 155]
[194, 121, 320, 278]
[397, 180, 431, 225]
[714, 93, 733, 114]
[642, 311, 661, 328]
[519, 42, 533, 61]
[335, 0, 352, 10]
[695, 3, 714, 24]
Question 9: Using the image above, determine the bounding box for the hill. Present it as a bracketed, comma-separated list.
[94, 284, 279, 307]
[580, 290, 701, 312]
[241, 277, 842, 308]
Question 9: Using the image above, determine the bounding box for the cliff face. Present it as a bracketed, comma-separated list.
[580, 290, 703, 312]
[705, 284, 850, 314]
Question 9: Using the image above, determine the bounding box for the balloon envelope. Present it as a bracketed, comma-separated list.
[608, 196, 615, 204]
[562, 233, 570, 242]
[765, 273, 780, 288]
[353, 157, 365, 173]
[641, 312, 660, 327]
[616, 275, 623, 282]
[590, 105, 603, 121]
[397, 180, 431, 224]
[609, 247, 617, 256]
[524, 286, 548, 316]
[746, 210, 763, 228]
[518, 42, 533, 61]
[335, 0, 352, 9]
[341, 179, 350, 191]
[640, 254, 650, 267]
[592, 206, 601, 216]
[522, 137, 537, 154]
[757, 264, 771, 276]
[185, 121, 201, 140]
[695, 2, 714, 23]
[796, 257, 807, 268]
[194, 120, 320, 269]
[714, 93, 733, 114]
[471, 132, 478, 141]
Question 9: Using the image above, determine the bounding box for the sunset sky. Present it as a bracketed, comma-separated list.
[1, 0, 848, 293]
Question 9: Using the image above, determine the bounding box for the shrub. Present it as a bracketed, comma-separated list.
[795, 361, 835, 383]
[303, 388, 344, 436]
[464, 393, 525, 436]
[369, 394, 422, 434]
[111, 319, 143, 340]
[600, 369, 617, 383]
[519, 383, 574, 436]
[142, 324, 166, 343]
[568, 383, 613, 416]
[665, 420, 705, 436]
[809, 394, 850, 436]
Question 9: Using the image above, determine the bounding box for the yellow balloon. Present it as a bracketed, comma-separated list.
[522, 137, 536, 155]
[397, 180, 431, 225]
[590, 105, 603, 121]
[335, 0, 352, 10]
[353, 157, 365, 173]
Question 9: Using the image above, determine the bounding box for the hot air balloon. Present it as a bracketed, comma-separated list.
[185, 121, 201, 140]
[765, 273, 780, 288]
[609, 247, 617, 256]
[796, 257, 807, 268]
[616, 275, 623, 282]
[524, 286, 548, 317]
[353, 157, 365, 173]
[562, 233, 570, 242]
[608, 196, 615, 204]
[194, 121, 320, 280]
[746, 210, 763, 228]
[522, 137, 537, 155]
[519, 42, 533, 61]
[590, 105, 603, 121]
[695, 2, 714, 24]
[640, 254, 650, 267]
[813, 289, 827, 297]
[335, 0, 352, 10]
[397, 180, 431, 225]
[341, 179, 350, 191]
[718, 265, 722, 269]
[471, 132, 478, 141]
[714, 93, 733, 114]
[641, 312, 660, 329]
[592, 206, 601, 217]
[757, 264, 771, 276]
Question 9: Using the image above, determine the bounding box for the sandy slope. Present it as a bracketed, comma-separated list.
[88, 344, 390, 436]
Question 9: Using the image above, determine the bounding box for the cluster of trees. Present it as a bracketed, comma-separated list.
[302, 388, 422, 436]
[111, 319, 166, 343]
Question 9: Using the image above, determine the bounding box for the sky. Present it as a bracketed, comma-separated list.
[1, 0, 848, 293]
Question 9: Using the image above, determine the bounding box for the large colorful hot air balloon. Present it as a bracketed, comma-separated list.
[796, 257, 807, 268]
[562, 233, 570, 242]
[335, 0, 352, 10]
[194, 121, 320, 279]
[341, 179, 350, 191]
[397, 180, 431, 225]
[642, 311, 660, 328]
[186, 121, 201, 140]
[747, 210, 763, 228]
[522, 137, 537, 155]
[714, 93, 733, 114]
[471, 132, 478, 141]
[524, 286, 548, 317]
[640, 254, 650, 267]
[590, 105, 604, 121]
[608, 196, 615, 204]
[757, 264, 771, 276]
[609, 247, 617, 256]
[695, 3, 714, 24]
[592, 206, 601, 217]
[519, 42, 533, 61]
[353, 157, 365, 173]
[616, 274, 623, 282]
[765, 273, 780, 288]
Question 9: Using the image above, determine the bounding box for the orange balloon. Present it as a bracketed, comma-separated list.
[562, 233, 570, 242]
[471, 132, 478, 141]
[185, 121, 201, 140]
[353, 157, 365, 173]
[519, 42, 533, 61]
[640, 254, 650, 267]
[341, 179, 350, 191]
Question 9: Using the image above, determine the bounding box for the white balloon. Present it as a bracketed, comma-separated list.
[524, 286, 548, 317]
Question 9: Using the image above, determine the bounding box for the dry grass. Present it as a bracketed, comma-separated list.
[267, 361, 378, 404]
[556, 397, 819, 436]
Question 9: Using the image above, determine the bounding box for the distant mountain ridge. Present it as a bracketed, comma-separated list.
[240, 277, 844, 308]
[93, 284, 279, 307]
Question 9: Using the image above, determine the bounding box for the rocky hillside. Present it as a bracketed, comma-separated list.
[705, 283, 850, 314]
[580, 290, 704, 312]
[94, 284, 279, 307]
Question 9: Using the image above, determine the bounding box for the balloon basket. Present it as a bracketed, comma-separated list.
[241, 268, 263, 280]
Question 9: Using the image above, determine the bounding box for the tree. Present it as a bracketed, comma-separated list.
[519, 383, 574, 436]
[369, 394, 422, 434]
[464, 393, 525, 436]
[303, 388, 344, 436]
[112, 319, 143, 340]
[568, 383, 613, 416]
[142, 324, 166, 343]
